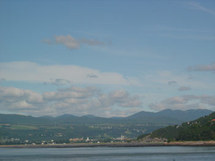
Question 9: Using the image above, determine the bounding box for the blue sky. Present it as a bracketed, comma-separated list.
[0, 0, 215, 117]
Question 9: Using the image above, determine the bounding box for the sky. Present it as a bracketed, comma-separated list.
[0, 0, 215, 117]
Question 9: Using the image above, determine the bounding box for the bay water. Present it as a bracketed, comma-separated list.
[0, 146, 215, 161]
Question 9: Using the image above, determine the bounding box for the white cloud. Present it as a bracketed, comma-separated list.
[44, 79, 71, 86]
[168, 80, 177, 86]
[145, 70, 209, 90]
[0, 86, 43, 111]
[0, 61, 140, 86]
[178, 86, 191, 91]
[43, 87, 98, 100]
[87, 74, 98, 78]
[80, 38, 105, 46]
[150, 95, 215, 111]
[109, 90, 142, 107]
[188, 63, 215, 72]
[0, 86, 142, 117]
[43, 35, 105, 50]
[55, 35, 80, 49]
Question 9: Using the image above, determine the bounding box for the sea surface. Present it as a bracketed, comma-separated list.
[0, 146, 215, 161]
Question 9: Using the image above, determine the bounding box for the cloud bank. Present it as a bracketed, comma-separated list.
[43, 35, 105, 50]
[150, 95, 215, 111]
[178, 86, 191, 91]
[0, 86, 142, 117]
[0, 61, 140, 86]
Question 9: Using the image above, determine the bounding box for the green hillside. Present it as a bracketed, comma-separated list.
[0, 109, 212, 144]
[138, 112, 215, 141]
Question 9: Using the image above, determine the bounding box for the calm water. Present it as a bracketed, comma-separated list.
[0, 146, 215, 161]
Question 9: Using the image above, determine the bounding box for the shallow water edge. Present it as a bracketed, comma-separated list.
[1, 141, 215, 148]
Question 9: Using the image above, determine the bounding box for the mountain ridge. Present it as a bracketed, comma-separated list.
[0, 109, 213, 144]
[0, 109, 212, 125]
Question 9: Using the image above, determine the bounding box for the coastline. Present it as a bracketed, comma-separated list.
[1, 141, 215, 148]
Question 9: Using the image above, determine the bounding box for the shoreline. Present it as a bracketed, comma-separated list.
[1, 141, 215, 148]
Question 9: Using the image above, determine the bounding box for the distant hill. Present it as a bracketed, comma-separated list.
[127, 109, 212, 124]
[0, 109, 212, 126]
[0, 109, 213, 144]
[156, 109, 212, 122]
[138, 111, 215, 141]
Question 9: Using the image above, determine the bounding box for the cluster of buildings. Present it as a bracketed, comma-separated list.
[69, 135, 131, 143]
[0, 135, 132, 145]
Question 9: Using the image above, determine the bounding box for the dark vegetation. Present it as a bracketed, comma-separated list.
[138, 111, 215, 141]
[0, 109, 212, 144]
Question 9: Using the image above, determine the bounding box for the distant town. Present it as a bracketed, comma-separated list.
[0, 109, 213, 145]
